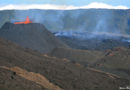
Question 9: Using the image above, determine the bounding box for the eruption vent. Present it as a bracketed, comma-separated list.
[14, 16, 32, 24]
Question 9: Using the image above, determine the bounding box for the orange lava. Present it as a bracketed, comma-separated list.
[14, 16, 32, 24]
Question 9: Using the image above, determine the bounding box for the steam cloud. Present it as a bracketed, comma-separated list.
[11, 8, 130, 40]
[1, 2, 129, 40]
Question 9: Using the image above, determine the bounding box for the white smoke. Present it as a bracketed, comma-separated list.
[0, 2, 129, 10]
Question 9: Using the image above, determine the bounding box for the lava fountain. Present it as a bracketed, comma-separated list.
[14, 16, 32, 24]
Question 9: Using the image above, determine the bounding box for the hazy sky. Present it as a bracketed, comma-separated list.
[0, 0, 129, 7]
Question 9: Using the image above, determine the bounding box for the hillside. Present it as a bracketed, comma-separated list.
[50, 46, 130, 80]
[0, 22, 68, 53]
[93, 47, 130, 80]
[0, 38, 130, 90]
[50, 47, 104, 65]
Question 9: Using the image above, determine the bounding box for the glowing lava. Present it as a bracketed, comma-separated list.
[14, 16, 32, 24]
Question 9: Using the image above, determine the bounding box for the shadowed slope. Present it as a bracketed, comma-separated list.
[50, 47, 104, 65]
[50, 46, 130, 80]
[93, 47, 130, 80]
[0, 38, 130, 90]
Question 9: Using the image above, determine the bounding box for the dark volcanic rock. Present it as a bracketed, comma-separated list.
[58, 36, 130, 50]
[0, 22, 68, 53]
[0, 38, 130, 90]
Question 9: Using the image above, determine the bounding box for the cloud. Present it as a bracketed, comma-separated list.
[0, 2, 129, 10]
[81, 2, 128, 9]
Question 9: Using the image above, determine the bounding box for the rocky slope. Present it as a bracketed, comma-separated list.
[93, 47, 130, 80]
[50, 47, 104, 65]
[50, 46, 130, 80]
[0, 38, 130, 90]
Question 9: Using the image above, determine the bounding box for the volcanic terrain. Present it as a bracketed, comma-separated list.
[0, 21, 130, 90]
[0, 22, 68, 53]
[50, 46, 130, 80]
[57, 34, 130, 50]
[0, 38, 130, 90]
